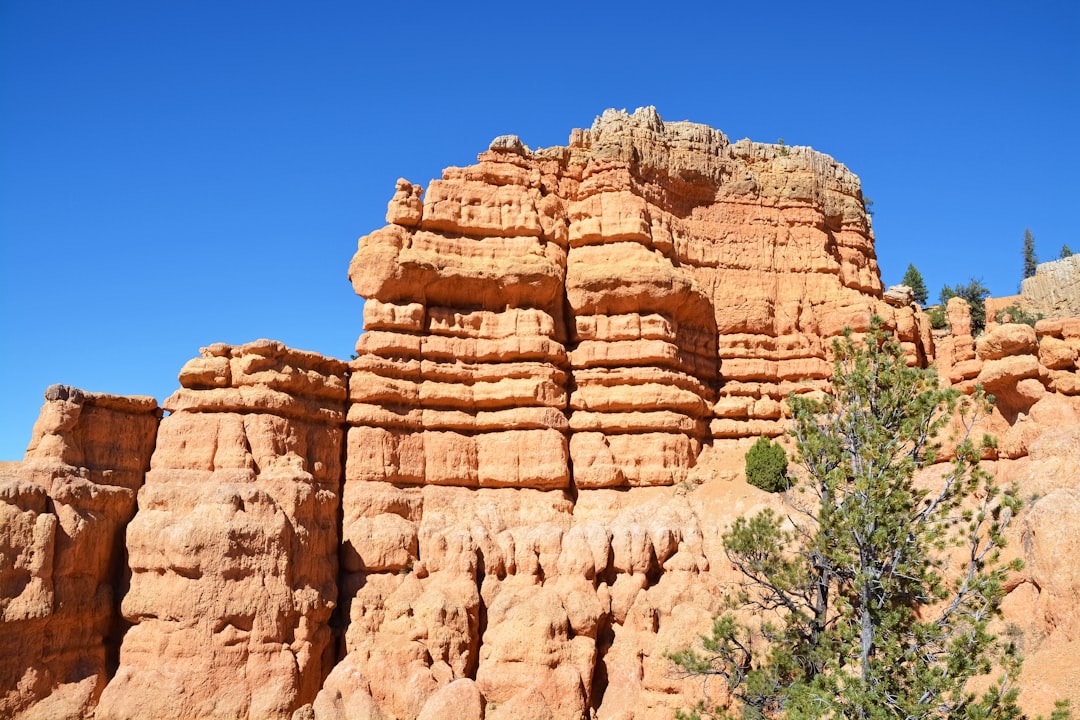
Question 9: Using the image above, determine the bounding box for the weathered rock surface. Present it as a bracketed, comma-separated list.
[318, 474, 780, 720]
[1, 386, 159, 720]
[996, 416, 1080, 715]
[934, 302, 1080, 460]
[95, 341, 348, 720]
[1022, 255, 1080, 318]
[348, 106, 931, 493]
[3, 108, 1079, 719]
[884, 283, 915, 307]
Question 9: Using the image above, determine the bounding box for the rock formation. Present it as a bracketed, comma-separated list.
[2, 107, 1079, 719]
[1022, 255, 1080, 318]
[96, 341, 348, 720]
[347, 106, 931, 493]
[2, 386, 159, 719]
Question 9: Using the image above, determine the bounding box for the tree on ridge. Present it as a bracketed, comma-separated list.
[901, 263, 929, 305]
[1023, 229, 1038, 279]
[668, 319, 1066, 720]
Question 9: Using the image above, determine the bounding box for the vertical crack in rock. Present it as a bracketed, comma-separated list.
[330, 364, 351, 669]
[104, 409, 159, 680]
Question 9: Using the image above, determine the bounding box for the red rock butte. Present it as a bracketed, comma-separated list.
[3, 107, 1079, 720]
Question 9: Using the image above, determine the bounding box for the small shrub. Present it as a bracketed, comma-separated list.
[995, 304, 1043, 328]
[927, 304, 947, 329]
[745, 436, 790, 492]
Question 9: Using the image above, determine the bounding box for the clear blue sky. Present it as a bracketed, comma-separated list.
[2, 1, 1078, 460]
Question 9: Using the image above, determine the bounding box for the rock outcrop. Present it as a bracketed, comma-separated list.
[348, 106, 931, 493]
[1, 386, 159, 719]
[935, 298, 1080, 458]
[3, 108, 1079, 719]
[95, 341, 348, 720]
[1022, 255, 1080, 318]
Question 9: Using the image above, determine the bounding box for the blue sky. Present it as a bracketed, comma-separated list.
[2, 1, 1078, 460]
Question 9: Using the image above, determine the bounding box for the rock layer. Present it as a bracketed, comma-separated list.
[348, 107, 932, 492]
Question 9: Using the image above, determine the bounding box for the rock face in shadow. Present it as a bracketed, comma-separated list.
[2, 108, 1079, 719]
[1, 386, 159, 719]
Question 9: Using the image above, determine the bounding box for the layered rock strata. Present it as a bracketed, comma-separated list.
[348, 107, 932, 491]
[1, 386, 159, 719]
[347, 223, 570, 492]
[3, 108, 1079, 720]
[322, 106, 943, 719]
[94, 341, 348, 720]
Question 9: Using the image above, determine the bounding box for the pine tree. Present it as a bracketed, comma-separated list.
[900, 263, 929, 305]
[669, 319, 1049, 720]
[1061, 245, 1074, 259]
[1023, 229, 1038, 279]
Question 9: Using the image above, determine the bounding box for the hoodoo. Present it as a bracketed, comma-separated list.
[2, 108, 1078, 719]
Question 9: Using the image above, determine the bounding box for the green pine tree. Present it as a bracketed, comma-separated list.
[1023, 229, 1038, 279]
[669, 319, 1064, 720]
[1061, 244, 1074, 259]
[900, 263, 929, 305]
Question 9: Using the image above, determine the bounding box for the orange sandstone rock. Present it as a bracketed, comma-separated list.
[95, 341, 347, 720]
[976, 322, 1038, 361]
[347, 107, 928, 494]
[7, 108, 1080, 720]
[2, 386, 159, 720]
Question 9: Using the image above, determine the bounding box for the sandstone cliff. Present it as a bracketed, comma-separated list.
[2, 108, 1078, 719]
[347, 106, 930, 493]
[96, 341, 348, 720]
[1022, 255, 1080, 318]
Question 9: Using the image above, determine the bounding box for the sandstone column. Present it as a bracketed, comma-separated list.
[96, 341, 347, 720]
[1, 386, 159, 719]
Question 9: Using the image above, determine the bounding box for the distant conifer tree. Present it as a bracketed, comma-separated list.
[900, 263, 928, 305]
[1023, 228, 1038, 279]
[1061, 244, 1074, 259]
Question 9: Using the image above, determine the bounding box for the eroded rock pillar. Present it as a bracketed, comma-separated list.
[96, 341, 347, 720]
[1, 386, 159, 719]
